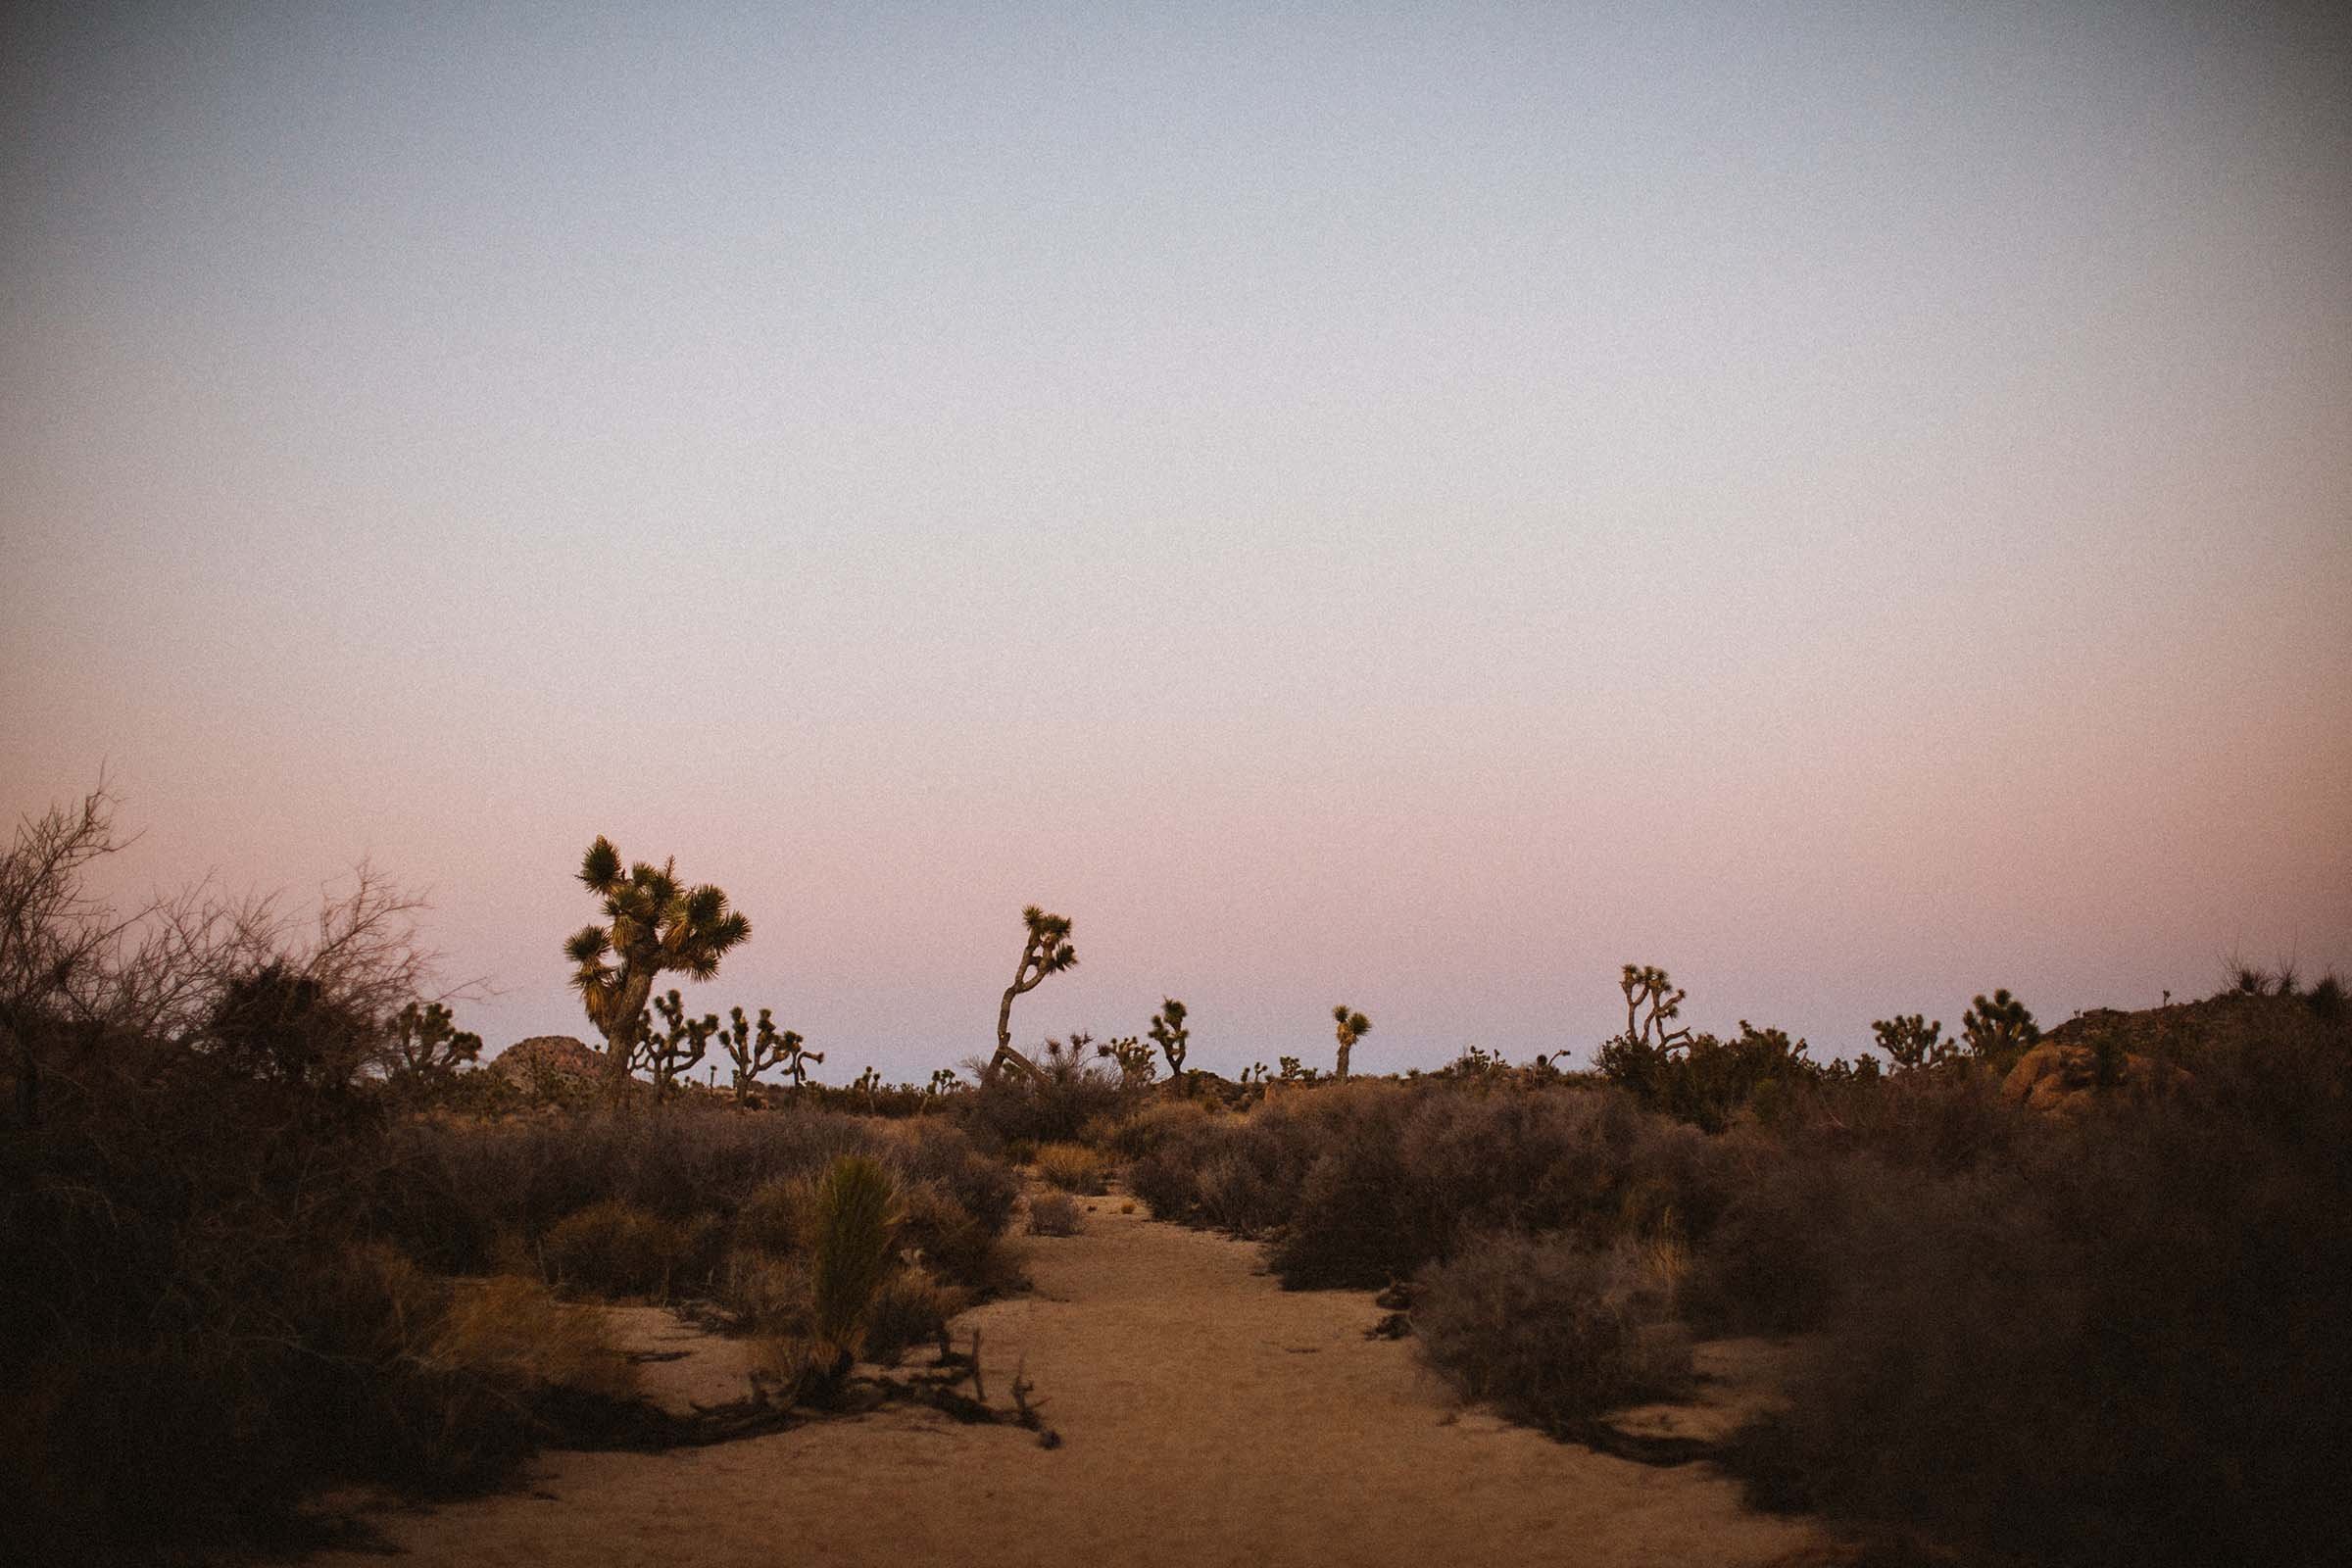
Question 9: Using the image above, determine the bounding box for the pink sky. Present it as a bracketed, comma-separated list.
[6, 2, 2347, 1080]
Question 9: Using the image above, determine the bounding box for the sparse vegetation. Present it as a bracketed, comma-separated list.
[7, 778, 2343, 1567]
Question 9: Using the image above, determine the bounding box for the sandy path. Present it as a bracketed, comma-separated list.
[316, 1198, 1827, 1567]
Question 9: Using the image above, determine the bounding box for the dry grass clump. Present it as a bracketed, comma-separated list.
[1033, 1140, 1110, 1194]
[1415, 1232, 1690, 1431]
[1026, 1191, 1084, 1236]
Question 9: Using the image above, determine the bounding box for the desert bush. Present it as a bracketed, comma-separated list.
[1270, 1083, 1716, 1289]
[715, 1248, 810, 1333]
[860, 1263, 966, 1365]
[955, 1035, 1133, 1149]
[1415, 1232, 1690, 1431]
[541, 1200, 716, 1299]
[1732, 1001, 2352, 1567]
[1027, 1191, 1084, 1236]
[1033, 1140, 1109, 1194]
[1102, 1095, 1212, 1160]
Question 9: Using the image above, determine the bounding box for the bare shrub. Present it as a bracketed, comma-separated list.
[1415, 1232, 1690, 1431]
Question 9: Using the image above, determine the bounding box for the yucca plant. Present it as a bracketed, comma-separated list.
[563, 837, 750, 1101]
[1332, 1004, 1371, 1080]
[805, 1154, 903, 1369]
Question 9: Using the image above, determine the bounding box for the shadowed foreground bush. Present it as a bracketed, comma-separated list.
[1733, 1009, 2352, 1568]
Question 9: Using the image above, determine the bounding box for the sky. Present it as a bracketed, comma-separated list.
[5, 1, 2347, 1082]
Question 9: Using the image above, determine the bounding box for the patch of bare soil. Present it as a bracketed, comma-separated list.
[310, 1197, 1831, 1567]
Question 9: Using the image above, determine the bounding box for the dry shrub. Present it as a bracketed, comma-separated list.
[1102, 1096, 1212, 1160]
[717, 1248, 810, 1334]
[1415, 1231, 1690, 1430]
[734, 1175, 810, 1258]
[898, 1177, 1020, 1297]
[1027, 1191, 1084, 1236]
[1033, 1141, 1109, 1194]
[860, 1263, 966, 1365]
[540, 1200, 715, 1300]
[1729, 1004, 2352, 1568]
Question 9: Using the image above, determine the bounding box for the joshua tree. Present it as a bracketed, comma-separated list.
[641, 988, 720, 1094]
[717, 1004, 805, 1103]
[1621, 964, 1693, 1053]
[1331, 1004, 1371, 1080]
[1097, 1034, 1157, 1086]
[987, 906, 1075, 1083]
[1871, 1012, 1956, 1072]
[385, 1000, 482, 1081]
[926, 1066, 962, 1097]
[564, 837, 750, 1101]
[1960, 988, 2040, 1068]
[1148, 997, 1190, 1082]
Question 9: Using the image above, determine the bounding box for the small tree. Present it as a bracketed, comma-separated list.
[718, 1004, 805, 1103]
[641, 988, 719, 1094]
[1960, 988, 2040, 1069]
[1097, 1034, 1157, 1086]
[564, 837, 750, 1101]
[1332, 1004, 1371, 1080]
[1621, 964, 1692, 1053]
[987, 906, 1075, 1082]
[1148, 998, 1190, 1083]
[385, 1000, 482, 1081]
[1871, 1012, 1955, 1072]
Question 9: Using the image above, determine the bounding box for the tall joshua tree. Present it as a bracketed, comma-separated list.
[564, 836, 750, 1101]
[988, 905, 1075, 1082]
[1332, 1004, 1371, 1080]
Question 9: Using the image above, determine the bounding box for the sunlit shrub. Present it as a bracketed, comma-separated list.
[1033, 1141, 1109, 1194]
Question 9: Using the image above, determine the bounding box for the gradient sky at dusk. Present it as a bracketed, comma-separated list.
[5, 2, 2347, 1080]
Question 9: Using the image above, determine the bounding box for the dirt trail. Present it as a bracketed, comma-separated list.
[316, 1198, 1828, 1568]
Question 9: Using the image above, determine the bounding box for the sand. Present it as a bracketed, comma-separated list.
[312, 1196, 1830, 1567]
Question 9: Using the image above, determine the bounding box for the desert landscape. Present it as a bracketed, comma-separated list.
[6, 5, 2347, 1565]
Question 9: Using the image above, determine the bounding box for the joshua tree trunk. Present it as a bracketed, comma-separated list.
[597, 967, 658, 1098]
